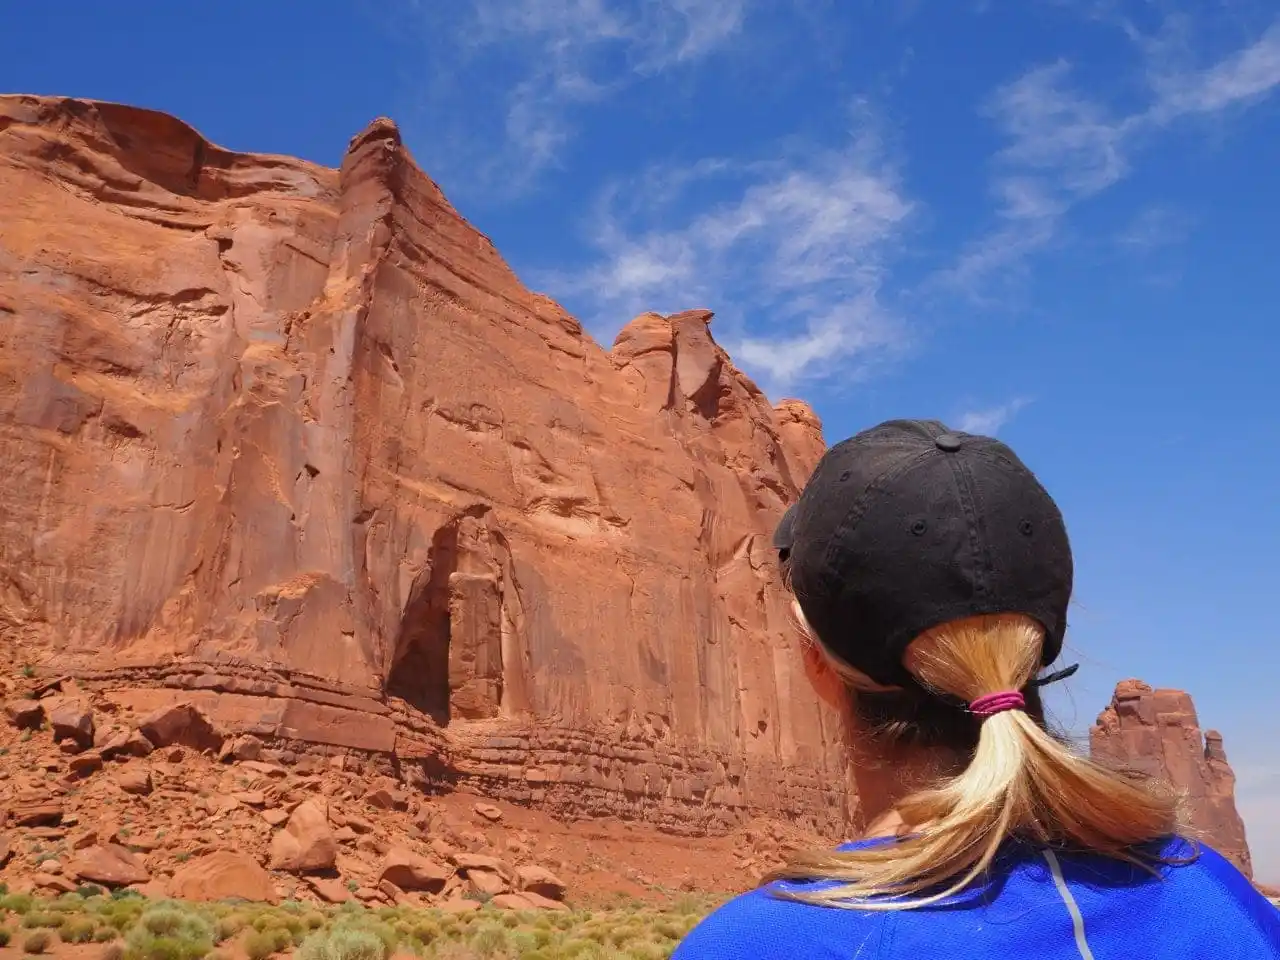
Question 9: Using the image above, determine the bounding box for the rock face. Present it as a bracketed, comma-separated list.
[0, 95, 850, 838]
[1091, 680, 1252, 877]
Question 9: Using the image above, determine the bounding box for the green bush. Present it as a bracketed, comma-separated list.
[22, 912, 64, 930]
[123, 905, 215, 960]
[467, 921, 510, 958]
[0, 893, 35, 915]
[94, 925, 120, 943]
[63, 916, 100, 943]
[0, 927, 11, 947]
[101, 943, 126, 960]
[297, 926, 388, 960]
[242, 927, 291, 960]
[22, 929, 54, 954]
[212, 915, 244, 944]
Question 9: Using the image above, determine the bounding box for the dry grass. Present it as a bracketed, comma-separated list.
[0, 886, 724, 960]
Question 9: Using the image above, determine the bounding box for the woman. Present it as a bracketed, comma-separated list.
[674, 419, 1278, 959]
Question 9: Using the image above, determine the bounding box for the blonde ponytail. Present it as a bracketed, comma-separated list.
[770, 613, 1184, 910]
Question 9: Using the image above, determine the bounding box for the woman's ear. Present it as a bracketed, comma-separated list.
[799, 638, 851, 711]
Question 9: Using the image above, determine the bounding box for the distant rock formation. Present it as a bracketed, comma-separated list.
[1091, 679, 1252, 877]
[0, 94, 852, 839]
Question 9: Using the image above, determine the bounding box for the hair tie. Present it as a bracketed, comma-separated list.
[969, 690, 1026, 718]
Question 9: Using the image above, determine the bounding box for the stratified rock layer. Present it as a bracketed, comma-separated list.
[0, 96, 849, 838]
[1091, 679, 1252, 877]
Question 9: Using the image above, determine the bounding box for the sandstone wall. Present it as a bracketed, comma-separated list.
[0, 96, 856, 838]
[1091, 679, 1252, 877]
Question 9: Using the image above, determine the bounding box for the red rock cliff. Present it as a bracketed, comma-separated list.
[1091, 679, 1252, 877]
[0, 96, 848, 837]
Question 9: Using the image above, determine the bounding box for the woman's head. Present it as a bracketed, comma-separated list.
[770, 419, 1181, 908]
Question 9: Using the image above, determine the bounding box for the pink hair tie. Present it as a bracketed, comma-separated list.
[969, 690, 1026, 718]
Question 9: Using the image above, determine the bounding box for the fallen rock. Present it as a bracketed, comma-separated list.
[377, 847, 451, 893]
[239, 760, 288, 778]
[269, 799, 337, 873]
[45, 697, 95, 749]
[9, 801, 63, 827]
[69, 843, 150, 887]
[0, 834, 12, 866]
[468, 870, 509, 897]
[366, 786, 409, 811]
[68, 751, 104, 778]
[129, 879, 171, 899]
[491, 891, 570, 912]
[33, 872, 78, 894]
[437, 898, 481, 914]
[345, 814, 374, 834]
[453, 852, 514, 880]
[99, 729, 154, 760]
[516, 864, 567, 900]
[138, 703, 223, 752]
[4, 697, 43, 730]
[474, 802, 503, 822]
[169, 851, 279, 903]
[116, 767, 153, 795]
[306, 876, 352, 904]
[262, 809, 290, 827]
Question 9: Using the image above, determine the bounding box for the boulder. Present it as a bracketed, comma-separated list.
[68, 843, 150, 887]
[377, 847, 451, 893]
[137, 703, 223, 752]
[169, 851, 279, 903]
[115, 768, 153, 795]
[4, 698, 43, 730]
[491, 891, 570, 912]
[516, 864, 567, 900]
[45, 697, 95, 749]
[268, 799, 337, 873]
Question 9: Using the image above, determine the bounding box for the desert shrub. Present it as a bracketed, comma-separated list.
[409, 919, 441, 944]
[243, 927, 291, 960]
[22, 929, 54, 954]
[22, 911, 64, 930]
[297, 926, 388, 960]
[467, 921, 509, 958]
[78, 884, 109, 899]
[304, 911, 327, 931]
[101, 944, 126, 960]
[99, 899, 148, 932]
[63, 916, 100, 943]
[95, 925, 120, 943]
[213, 914, 246, 943]
[1, 893, 35, 916]
[123, 904, 215, 960]
[0, 927, 11, 947]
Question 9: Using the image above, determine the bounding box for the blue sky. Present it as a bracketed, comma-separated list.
[3, 1, 1278, 878]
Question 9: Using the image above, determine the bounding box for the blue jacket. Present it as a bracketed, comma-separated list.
[673, 836, 1280, 959]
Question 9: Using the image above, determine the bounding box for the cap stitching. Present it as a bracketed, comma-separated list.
[953, 456, 994, 599]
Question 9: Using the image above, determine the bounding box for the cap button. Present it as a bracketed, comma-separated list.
[935, 433, 963, 452]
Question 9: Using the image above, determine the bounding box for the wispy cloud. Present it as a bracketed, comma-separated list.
[956, 398, 1031, 436]
[411, 0, 748, 195]
[1115, 204, 1194, 252]
[944, 17, 1280, 296]
[542, 112, 915, 390]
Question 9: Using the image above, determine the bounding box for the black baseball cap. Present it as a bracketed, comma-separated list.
[773, 418, 1073, 688]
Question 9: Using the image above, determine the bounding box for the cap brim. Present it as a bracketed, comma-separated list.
[773, 503, 798, 552]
